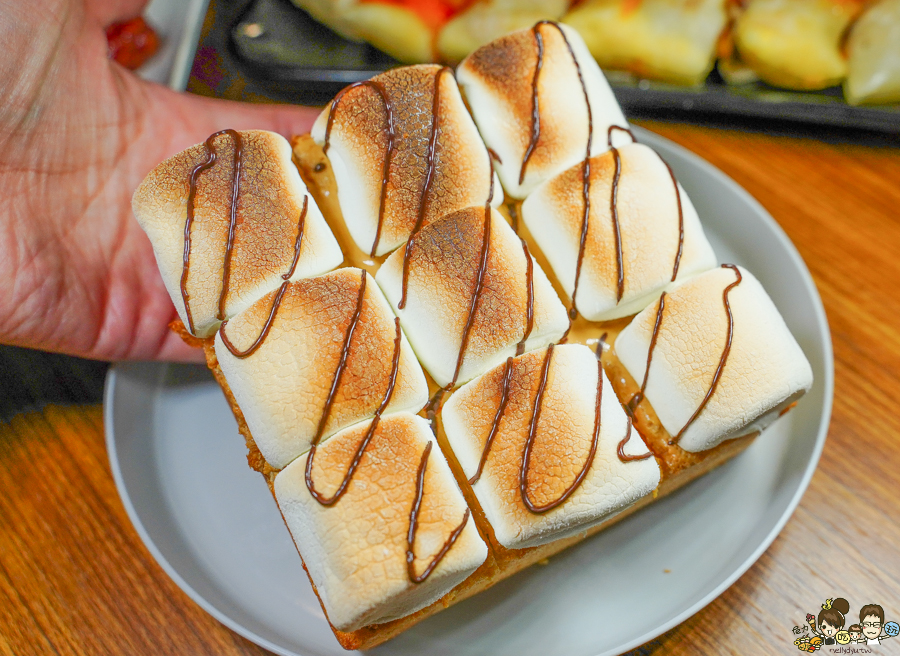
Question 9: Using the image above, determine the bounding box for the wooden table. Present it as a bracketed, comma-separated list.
[1, 121, 898, 655]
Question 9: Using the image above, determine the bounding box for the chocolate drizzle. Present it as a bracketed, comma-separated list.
[308, 270, 368, 450]
[414, 127, 498, 411]
[399, 66, 453, 310]
[607, 125, 636, 146]
[625, 265, 743, 445]
[407, 441, 471, 583]
[521, 23, 595, 322]
[218, 197, 309, 359]
[616, 417, 652, 462]
[660, 157, 685, 282]
[519, 24, 545, 186]
[468, 357, 514, 486]
[609, 145, 625, 303]
[450, 200, 492, 387]
[304, 316, 403, 506]
[602, 125, 637, 305]
[508, 203, 520, 233]
[181, 129, 242, 334]
[627, 291, 667, 413]
[605, 125, 685, 285]
[219, 132, 245, 321]
[323, 80, 396, 257]
[519, 344, 602, 513]
[516, 21, 597, 338]
[517, 238, 535, 357]
[670, 264, 742, 445]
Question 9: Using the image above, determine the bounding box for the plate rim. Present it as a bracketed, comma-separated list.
[104, 126, 834, 656]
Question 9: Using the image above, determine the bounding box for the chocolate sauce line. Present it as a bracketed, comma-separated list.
[407, 441, 471, 583]
[627, 291, 667, 412]
[322, 80, 396, 257]
[609, 145, 625, 303]
[660, 157, 685, 281]
[399, 66, 453, 310]
[304, 316, 403, 506]
[607, 125, 636, 148]
[520, 343, 602, 513]
[617, 417, 652, 462]
[517, 22, 596, 337]
[309, 269, 368, 447]
[182, 130, 229, 334]
[468, 357, 514, 486]
[603, 330, 652, 463]
[527, 22, 595, 322]
[519, 24, 545, 186]
[218, 197, 309, 359]
[508, 203, 520, 234]
[450, 201, 492, 387]
[439, 139, 497, 399]
[284, 197, 309, 282]
[218, 131, 244, 321]
[602, 124, 637, 306]
[516, 238, 535, 357]
[670, 264, 742, 445]
[605, 125, 684, 284]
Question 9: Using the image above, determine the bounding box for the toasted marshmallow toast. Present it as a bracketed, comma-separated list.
[132, 24, 813, 651]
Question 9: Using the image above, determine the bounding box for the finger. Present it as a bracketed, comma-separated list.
[148, 82, 322, 150]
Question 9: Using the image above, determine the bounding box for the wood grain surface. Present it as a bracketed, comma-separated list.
[1, 121, 898, 655]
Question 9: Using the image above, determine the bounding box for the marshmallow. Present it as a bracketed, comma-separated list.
[132, 130, 343, 337]
[274, 412, 488, 631]
[521, 142, 717, 321]
[215, 268, 429, 470]
[442, 344, 660, 550]
[311, 65, 500, 257]
[615, 265, 814, 453]
[376, 206, 569, 388]
[457, 22, 630, 199]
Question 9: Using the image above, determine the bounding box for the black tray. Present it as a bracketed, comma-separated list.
[189, 0, 900, 136]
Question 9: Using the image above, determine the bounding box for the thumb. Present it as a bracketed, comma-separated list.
[141, 77, 322, 160]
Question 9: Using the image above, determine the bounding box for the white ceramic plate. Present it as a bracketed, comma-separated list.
[104, 127, 833, 656]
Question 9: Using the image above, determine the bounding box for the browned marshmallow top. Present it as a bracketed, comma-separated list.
[311, 65, 496, 256]
[457, 22, 629, 199]
[215, 268, 428, 470]
[442, 344, 659, 549]
[521, 141, 717, 320]
[133, 130, 342, 337]
[275, 413, 487, 632]
[376, 206, 568, 387]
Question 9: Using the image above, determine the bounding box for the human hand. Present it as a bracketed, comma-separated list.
[0, 0, 319, 361]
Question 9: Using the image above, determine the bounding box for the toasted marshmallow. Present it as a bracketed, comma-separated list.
[442, 344, 660, 550]
[274, 413, 488, 632]
[521, 142, 717, 321]
[215, 268, 429, 470]
[376, 207, 569, 388]
[133, 130, 343, 337]
[457, 22, 630, 199]
[615, 265, 814, 453]
[311, 65, 500, 257]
